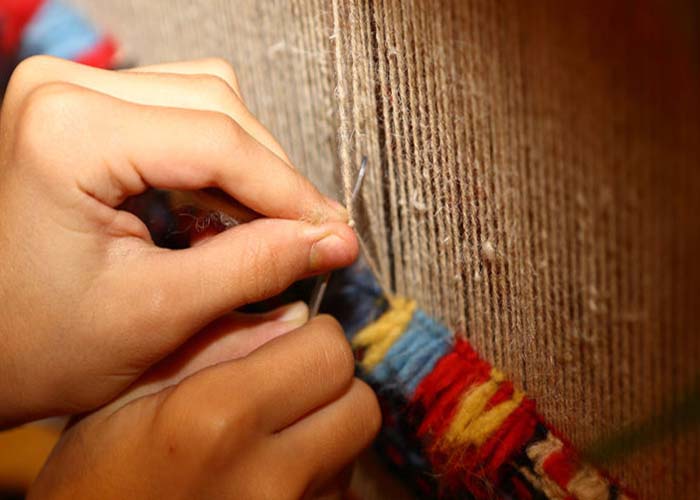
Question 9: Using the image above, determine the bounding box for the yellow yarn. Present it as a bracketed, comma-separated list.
[444, 370, 504, 444]
[352, 298, 416, 370]
[444, 369, 524, 447]
[464, 391, 525, 446]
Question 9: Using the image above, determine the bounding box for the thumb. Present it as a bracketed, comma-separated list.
[102, 302, 310, 414]
[108, 218, 356, 364]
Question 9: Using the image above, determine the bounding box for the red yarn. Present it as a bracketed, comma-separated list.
[411, 341, 542, 499]
[542, 425, 639, 499]
[511, 476, 535, 500]
[455, 398, 538, 498]
[485, 380, 514, 409]
[75, 36, 117, 69]
[413, 340, 491, 439]
[543, 449, 577, 490]
[410, 339, 629, 499]
[0, 0, 43, 55]
[482, 398, 538, 474]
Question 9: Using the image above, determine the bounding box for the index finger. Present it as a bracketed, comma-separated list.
[25, 83, 346, 222]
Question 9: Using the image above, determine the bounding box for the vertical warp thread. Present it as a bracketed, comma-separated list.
[73, 1, 700, 496]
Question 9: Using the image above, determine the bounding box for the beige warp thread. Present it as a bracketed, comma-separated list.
[73, 0, 700, 498]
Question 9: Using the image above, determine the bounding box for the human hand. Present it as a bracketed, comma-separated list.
[29, 315, 380, 500]
[0, 56, 357, 427]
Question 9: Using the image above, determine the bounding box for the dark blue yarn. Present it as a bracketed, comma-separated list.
[321, 259, 388, 339]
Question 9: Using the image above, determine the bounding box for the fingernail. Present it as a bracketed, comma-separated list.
[309, 233, 349, 271]
[278, 301, 309, 324]
[325, 197, 349, 222]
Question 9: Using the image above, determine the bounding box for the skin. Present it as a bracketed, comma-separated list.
[0, 56, 380, 498]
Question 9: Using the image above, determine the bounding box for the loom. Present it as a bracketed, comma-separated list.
[2, 0, 699, 498]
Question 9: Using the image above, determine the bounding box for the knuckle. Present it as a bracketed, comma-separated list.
[6, 55, 55, 97]
[14, 82, 85, 160]
[191, 410, 231, 446]
[173, 111, 242, 189]
[194, 403, 256, 449]
[154, 374, 257, 453]
[16, 54, 57, 72]
[200, 57, 240, 91]
[21, 81, 77, 117]
[196, 73, 237, 104]
[160, 414, 227, 457]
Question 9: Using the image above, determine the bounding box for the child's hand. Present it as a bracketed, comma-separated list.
[0, 56, 357, 427]
[29, 316, 380, 499]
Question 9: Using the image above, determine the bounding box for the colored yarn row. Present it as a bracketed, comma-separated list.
[0, 0, 116, 69]
[0, 3, 635, 497]
[325, 263, 634, 500]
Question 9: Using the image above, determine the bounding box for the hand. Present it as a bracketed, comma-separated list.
[0, 56, 357, 427]
[29, 315, 381, 500]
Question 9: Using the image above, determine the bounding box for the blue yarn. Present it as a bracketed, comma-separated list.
[324, 260, 387, 339]
[325, 260, 451, 397]
[19, 0, 100, 60]
[371, 310, 452, 397]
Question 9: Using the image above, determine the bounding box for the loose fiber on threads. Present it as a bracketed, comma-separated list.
[340, 154, 394, 298]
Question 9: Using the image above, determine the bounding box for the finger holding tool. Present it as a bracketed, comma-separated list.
[308, 156, 368, 317]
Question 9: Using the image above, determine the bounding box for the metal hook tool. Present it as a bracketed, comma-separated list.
[308, 156, 368, 317]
